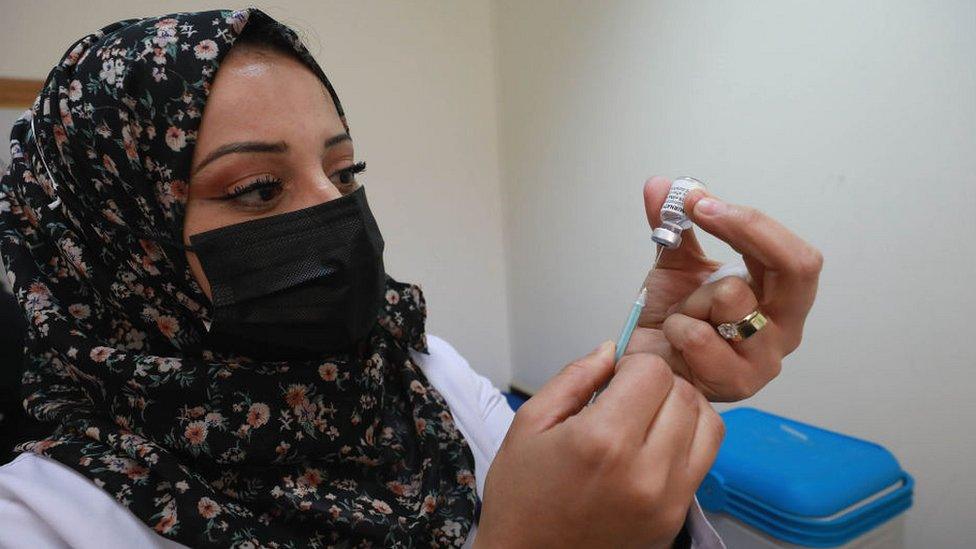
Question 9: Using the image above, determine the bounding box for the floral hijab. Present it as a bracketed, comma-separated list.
[0, 8, 477, 547]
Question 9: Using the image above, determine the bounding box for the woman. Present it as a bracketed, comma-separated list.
[0, 8, 821, 548]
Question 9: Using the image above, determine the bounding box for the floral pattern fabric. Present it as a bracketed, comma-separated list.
[0, 8, 476, 547]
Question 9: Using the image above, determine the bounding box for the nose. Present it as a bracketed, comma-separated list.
[294, 169, 343, 209]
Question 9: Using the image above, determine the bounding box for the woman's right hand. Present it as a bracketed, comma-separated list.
[475, 341, 724, 549]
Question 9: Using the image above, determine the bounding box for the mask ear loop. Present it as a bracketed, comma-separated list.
[30, 115, 63, 211]
[29, 114, 197, 252]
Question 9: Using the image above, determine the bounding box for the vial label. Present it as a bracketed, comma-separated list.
[660, 177, 705, 230]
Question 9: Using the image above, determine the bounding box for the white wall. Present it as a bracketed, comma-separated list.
[493, 1, 975, 546]
[0, 0, 514, 387]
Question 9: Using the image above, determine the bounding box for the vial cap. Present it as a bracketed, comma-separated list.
[652, 227, 681, 249]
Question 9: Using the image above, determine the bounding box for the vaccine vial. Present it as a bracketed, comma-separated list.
[651, 176, 706, 249]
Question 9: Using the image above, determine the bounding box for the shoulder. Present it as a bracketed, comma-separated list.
[0, 452, 185, 548]
[410, 335, 480, 401]
[410, 335, 515, 496]
[411, 334, 512, 424]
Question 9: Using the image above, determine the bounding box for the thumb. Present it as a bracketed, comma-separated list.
[514, 340, 616, 433]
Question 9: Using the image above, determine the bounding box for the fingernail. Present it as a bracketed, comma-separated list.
[695, 197, 726, 217]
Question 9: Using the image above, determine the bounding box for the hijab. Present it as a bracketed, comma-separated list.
[0, 8, 477, 547]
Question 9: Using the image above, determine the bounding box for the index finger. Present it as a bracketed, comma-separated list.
[685, 192, 823, 313]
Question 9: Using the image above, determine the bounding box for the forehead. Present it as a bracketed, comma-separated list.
[195, 48, 344, 149]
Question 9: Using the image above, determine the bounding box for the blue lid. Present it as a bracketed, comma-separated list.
[697, 408, 914, 547]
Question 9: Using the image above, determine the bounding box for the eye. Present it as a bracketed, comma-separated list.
[219, 176, 284, 210]
[330, 161, 366, 189]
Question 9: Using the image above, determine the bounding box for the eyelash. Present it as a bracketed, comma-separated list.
[336, 161, 367, 185]
[219, 161, 367, 201]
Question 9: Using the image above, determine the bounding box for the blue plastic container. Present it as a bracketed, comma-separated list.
[696, 408, 913, 548]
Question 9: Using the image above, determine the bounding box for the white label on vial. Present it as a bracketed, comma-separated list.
[660, 177, 705, 230]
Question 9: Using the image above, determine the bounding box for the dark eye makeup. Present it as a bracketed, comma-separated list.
[336, 161, 367, 185]
[218, 161, 367, 203]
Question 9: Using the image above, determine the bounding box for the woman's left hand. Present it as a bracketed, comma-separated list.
[625, 176, 823, 402]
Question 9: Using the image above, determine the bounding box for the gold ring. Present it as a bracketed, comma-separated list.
[716, 310, 768, 342]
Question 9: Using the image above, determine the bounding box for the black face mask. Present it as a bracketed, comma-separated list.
[186, 185, 386, 359]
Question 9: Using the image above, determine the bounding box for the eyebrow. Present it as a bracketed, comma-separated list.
[192, 133, 352, 175]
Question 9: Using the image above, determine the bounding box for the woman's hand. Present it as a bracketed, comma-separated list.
[626, 176, 823, 402]
[475, 342, 724, 549]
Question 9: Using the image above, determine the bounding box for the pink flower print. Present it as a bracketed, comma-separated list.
[318, 362, 338, 381]
[423, 495, 438, 514]
[204, 412, 223, 427]
[165, 126, 186, 151]
[371, 499, 393, 514]
[194, 39, 218, 60]
[122, 126, 139, 161]
[90, 346, 114, 363]
[68, 80, 82, 101]
[68, 303, 90, 319]
[155, 18, 179, 29]
[299, 468, 323, 489]
[184, 421, 208, 445]
[61, 239, 87, 277]
[246, 403, 270, 428]
[63, 42, 84, 67]
[284, 384, 308, 409]
[456, 470, 475, 488]
[154, 515, 176, 534]
[156, 315, 179, 338]
[124, 462, 148, 481]
[53, 124, 67, 148]
[197, 497, 220, 519]
[170, 179, 188, 200]
[26, 282, 52, 309]
[102, 154, 118, 176]
[385, 289, 400, 305]
[387, 481, 407, 496]
[152, 47, 166, 65]
[31, 439, 60, 454]
[59, 99, 73, 128]
[101, 206, 123, 225]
